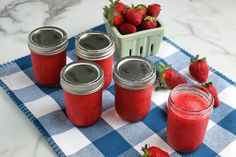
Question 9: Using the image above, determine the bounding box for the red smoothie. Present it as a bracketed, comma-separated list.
[115, 84, 153, 122]
[167, 84, 213, 152]
[64, 90, 102, 127]
[31, 50, 66, 86]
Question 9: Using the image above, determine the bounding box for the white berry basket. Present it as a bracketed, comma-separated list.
[104, 16, 165, 58]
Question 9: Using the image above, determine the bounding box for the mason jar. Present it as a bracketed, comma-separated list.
[167, 83, 214, 152]
[60, 61, 104, 127]
[28, 26, 68, 86]
[113, 56, 156, 122]
[75, 32, 115, 89]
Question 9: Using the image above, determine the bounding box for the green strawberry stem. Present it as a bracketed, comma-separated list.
[142, 144, 151, 157]
[144, 16, 156, 22]
[155, 62, 171, 90]
[191, 54, 206, 63]
[103, 0, 120, 26]
[202, 81, 212, 87]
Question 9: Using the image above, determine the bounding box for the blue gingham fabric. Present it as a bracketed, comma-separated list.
[0, 24, 236, 157]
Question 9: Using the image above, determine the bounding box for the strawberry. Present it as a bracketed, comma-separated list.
[156, 63, 187, 89]
[141, 16, 158, 30]
[119, 23, 137, 35]
[189, 54, 209, 83]
[125, 8, 143, 25]
[116, 2, 127, 14]
[113, 10, 125, 26]
[103, 0, 125, 26]
[147, 4, 161, 17]
[135, 4, 147, 18]
[202, 82, 220, 107]
[142, 144, 170, 157]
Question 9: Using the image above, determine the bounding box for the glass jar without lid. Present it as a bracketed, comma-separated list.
[167, 83, 214, 152]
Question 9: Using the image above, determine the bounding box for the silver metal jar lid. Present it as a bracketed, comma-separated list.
[75, 32, 115, 60]
[113, 56, 156, 90]
[60, 61, 104, 95]
[28, 26, 68, 55]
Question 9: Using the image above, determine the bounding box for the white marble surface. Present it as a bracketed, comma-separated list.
[0, 0, 235, 156]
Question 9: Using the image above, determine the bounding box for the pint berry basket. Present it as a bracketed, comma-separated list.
[104, 17, 165, 58]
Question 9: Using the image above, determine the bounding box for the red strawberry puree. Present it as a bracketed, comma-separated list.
[167, 84, 213, 152]
[28, 26, 68, 86]
[60, 61, 104, 127]
[113, 56, 156, 122]
[75, 32, 115, 89]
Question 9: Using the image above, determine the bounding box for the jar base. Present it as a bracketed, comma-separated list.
[69, 117, 101, 127]
[167, 138, 202, 153]
[36, 82, 60, 87]
[115, 108, 148, 122]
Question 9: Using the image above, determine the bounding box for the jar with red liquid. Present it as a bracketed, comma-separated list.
[60, 61, 104, 127]
[167, 83, 214, 152]
[28, 26, 68, 86]
[113, 56, 156, 122]
[75, 32, 115, 89]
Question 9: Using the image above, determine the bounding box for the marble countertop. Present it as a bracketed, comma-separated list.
[0, 0, 235, 156]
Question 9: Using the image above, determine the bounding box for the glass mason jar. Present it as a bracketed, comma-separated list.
[167, 83, 214, 152]
[113, 56, 156, 122]
[60, 61, 104, 127]
[28, 26, 68, 86]
[75, 32, 115, 89]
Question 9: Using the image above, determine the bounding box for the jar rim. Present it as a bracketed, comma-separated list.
[168, 83, 214, 117]
[60, 61, 104, 95]
[75, 32, 115, 60]
[113, 56, 156, 90]
[28, 26, 68, 55]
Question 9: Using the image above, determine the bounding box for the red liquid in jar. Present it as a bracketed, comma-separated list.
[115, 84, 153, 122]
[64, 90, 102, 127]
[31, 50, 66, 86]
[167, 93, 210, 152]
[77, 55, 113, 89]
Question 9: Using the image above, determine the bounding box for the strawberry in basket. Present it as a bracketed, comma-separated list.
[104, 0, 162, 35]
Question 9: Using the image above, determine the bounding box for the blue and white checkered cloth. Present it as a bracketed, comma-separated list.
[0, 24, 236, 157]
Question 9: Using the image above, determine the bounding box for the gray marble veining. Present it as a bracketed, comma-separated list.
[0, 0, 81, 35]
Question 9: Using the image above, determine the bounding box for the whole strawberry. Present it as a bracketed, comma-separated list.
[189, 54, 209, 83]
[113, 10, 125, 26]
[156, 63, 187, 89]
[147, 4, 161, 17]
[116, 1, 127, 14]
[119, 23, 137, 35]
[104, 0, 125, 26]
[126, 8, 143, 25]
[202, 82, 220, 107]
[135, 4, 147, 18]
[142, 144, 170, 157]
[141, 16, 158, 30]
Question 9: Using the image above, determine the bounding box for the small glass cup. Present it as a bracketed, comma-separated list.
[167, 83, 214, 152]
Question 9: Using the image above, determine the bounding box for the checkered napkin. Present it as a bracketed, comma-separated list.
[0, 24, 236, 157]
